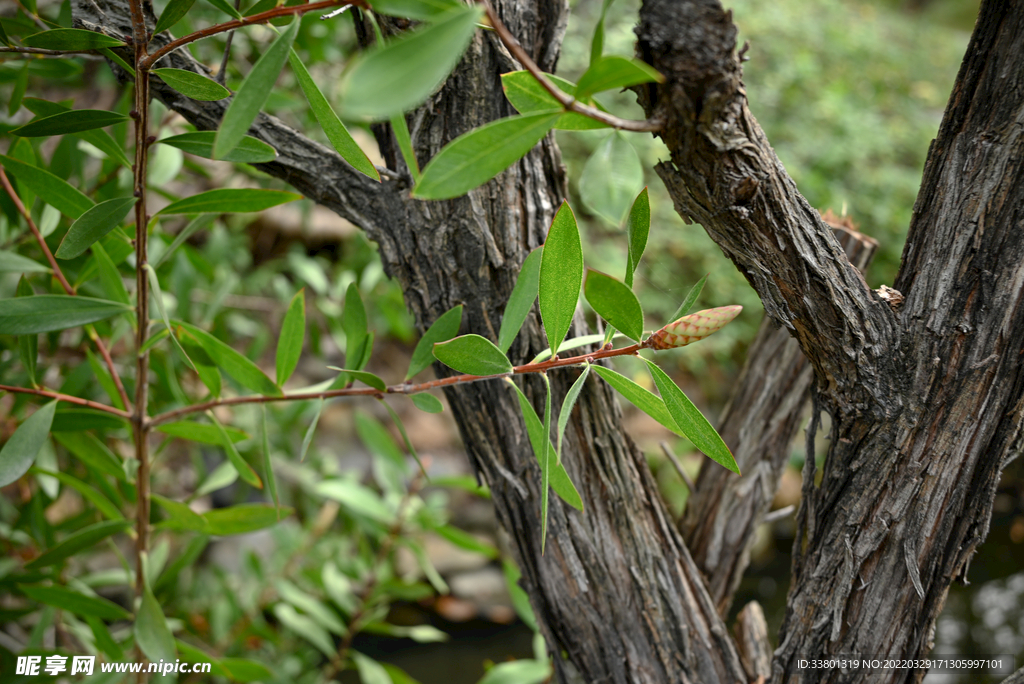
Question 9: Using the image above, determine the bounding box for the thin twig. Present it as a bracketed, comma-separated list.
[149, 341, 640, 426]
[480, 0, 663, 133]
[660, 441, 697, 494]
[215, 0, 243, 86]
[0, 46, 104, 56]
[0, 168, 133, 412]
[142, 0, 363, 69]
[0, 384, 131, 418]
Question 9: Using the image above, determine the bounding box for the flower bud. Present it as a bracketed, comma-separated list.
[646, 305, 742, 350]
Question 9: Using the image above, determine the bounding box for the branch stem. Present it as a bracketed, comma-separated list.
[0, 384, 131, 418]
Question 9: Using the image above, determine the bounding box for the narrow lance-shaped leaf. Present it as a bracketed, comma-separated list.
[339, 6, 483, 120]
[575, 55, 665, 100]
[135, 554, 177, 664]
[498, 246, 542, 353]
[540, 373, 553, 551]
[214, 18, 299, 159]
[298, 399, 324, 463]
[584, 270, 644, 342]
[413, 112, 561, 200]
[176, 321, 282, 396]
[433, 335, 513, 376]
[146, 265, 198, 374]
[55, 196, 136, 259]
[18, 584, 131, 621]
[31, 468, 123, 520]
[669, 273, 709, 322]
[11, 110, 128, 137]
[591, 365, 682, 436]
[25, 519, 130, 569]
[0, 295, 130, 335]
[157, 421, 247, 445]
[625, 187, 650, 288]
[22, 98, 131, 167]
[209, 411, 262, 488]
[500, 71, 609, 131]
[275, 289, 305, 386]
[0, 154, 93, 219]
[22, 28, 125, 50]
[158, 132, 276, 163]
[406, 304, 462, 379]
[380, 400, 428, 477]
[644, 359, 739, 474]
[556, 364, 591, 464]
[16, 277, 38, 388]
[154, 68, 230, 101]
[261, 405, 279, 515]
[538, 201, 583, 356]
[288, 50, 379, 181]
[205, 503, 291, 535]
[154, 0, 197, 34]
[579, 131, 643, 225]
[391, 113, 421, 182]
[0, 252, 48, 275]
[9, 64, 28, 117]
[341, 283, 370, 371]
[92, 242, 130, 307]
[205, 0, 242, 18]
[589, 0, 615, 65]
[368, 0, 463, 21]
[157, 188, 301, 215]
[0, 400, 57, 487]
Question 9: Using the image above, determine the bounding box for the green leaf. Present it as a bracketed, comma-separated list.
[644, 359, 739, 474]
[22, 28, 125, 50]
[500, 71, 608, 130]
[0, 295, 131, 335]
[153, 213, 214, 268]
[434, 524, 498, 559]
[538, 201, 583, 356]
[261, 405, 279, 512]
[276, 289, 305, 386]
[341, 282, 370, 371]
[411, 393, 443, 413]
[575, 55, 664, 100]
[153, 494, 209, 532]
[18, 584, 131, 620]
[579, 131, 643, 225]
[556, 364, 591, 463]
[197, 461, 238, 496]
[86, 615, 124, 660]
[209, 411, 262, 488]
[220, 658, 273, 683]
[288, 50, 379, 181]
[477, 660, 551, 684]
[277, 580, 345, 635]
[0, 252, 49, 274]
[412, 112, 560, 200]
[338, 5, 482, 120]
[53, 431, 125, 480]
[32, 467, 123, 520]
[327, 368, 387, 391]
[498, 247, 542, 353]
[273, 604, 335, 658]
[205, 0, 242, 18]
[51, 409, 127, 432]
[92, 242, 130, 306]
[380, 399, 426, 478]
[591, 365, 682, 436]
[55, 197, 136, 259]
[407, 305, 462, 379]
[0, 400, 56, 487]
[204, 503, 291, 534]
[669, 273, 708, 322]
[158, 131, 276, 163]
[135, 568, 176, 664]
[298, 398, 324, 463]
[177, 328, 223, 397]
[9, 63, 28, 117]
[505, 378, 583, 512]
[214, 18, 298, 159]
[590, 0, 615, 65]
[0, 154, 93, 219]
[391, 112, 421, 182]
[11, 109, 128, 137]
[176, 322, 282, 396]
[154, 0, 197, 34]
[502, 559, 536, 630]
[315, 479, 393, 523]
[625, 187, 650, 288]
[22, 99, 131, 167]
[432, 334, 513, 376]
[353, 652, 391, 684]
[25, 519, 130, 569]
[584, 270, 644, 342]
[154, 68, 230, 101]
[0, 20, 10, 47]
[146, 264, 196, 375]
[368, 0, 462, 21]
[355, 410, 404, 466]
[157, 188, 301, 215]
[86, 348, 124, 411]
[16, 278, 38, 387]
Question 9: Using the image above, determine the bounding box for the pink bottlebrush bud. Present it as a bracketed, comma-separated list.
[646, 305, 742, 350]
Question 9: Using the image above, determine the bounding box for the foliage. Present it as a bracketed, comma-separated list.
[0, 0, 743, 680]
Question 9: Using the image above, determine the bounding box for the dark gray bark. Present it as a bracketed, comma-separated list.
[73, 0, 747, 681]
[635, 1, 1024, 682]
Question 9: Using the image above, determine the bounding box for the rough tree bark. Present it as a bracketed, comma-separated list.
[72, 0, 1024, 682]
[636, 0, 1024, 682]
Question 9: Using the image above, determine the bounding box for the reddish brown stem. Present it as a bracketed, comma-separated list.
[480, 0, 662, 133]
[0, 384, 132, 418]
[0, 168, 133, 413]
[141, 0, 363, 69]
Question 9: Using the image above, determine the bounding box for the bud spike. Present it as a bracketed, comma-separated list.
[645, 305, 742, 350]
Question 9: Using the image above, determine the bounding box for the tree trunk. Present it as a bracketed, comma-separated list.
[634, 1, 1024, 682]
